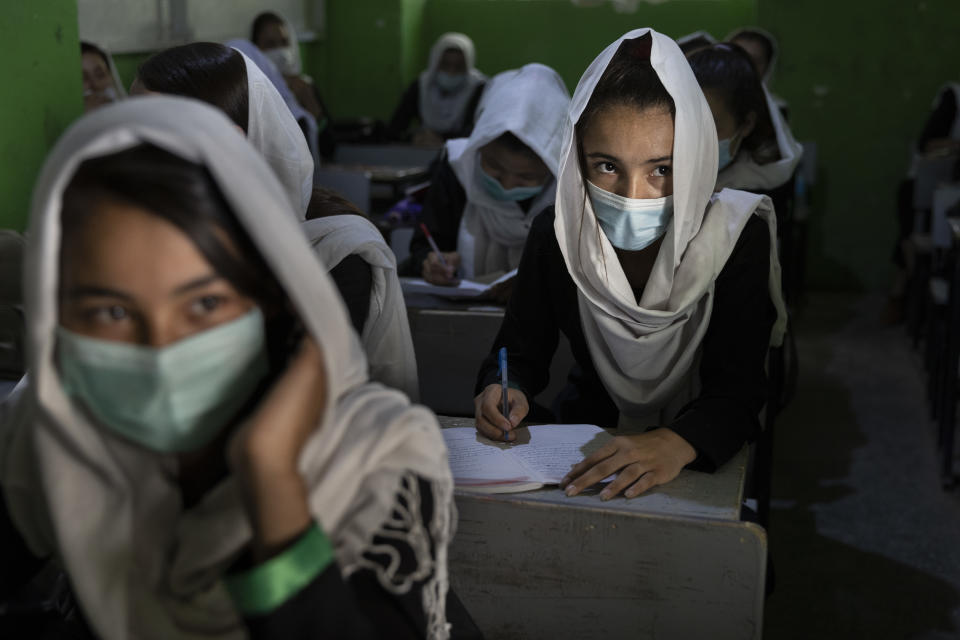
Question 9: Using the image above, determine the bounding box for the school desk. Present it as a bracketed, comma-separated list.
[405, 293, 575, 416]
[439, 415, 765, 640]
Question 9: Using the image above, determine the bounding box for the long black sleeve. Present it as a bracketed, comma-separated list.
[387, 80, 421, 141]
[328, 254, 373, 334]
[404, 156, 468, 277]
[476, 208, 775, 471]
[0, 490, 44, 601]
[917, 87, 958, 153]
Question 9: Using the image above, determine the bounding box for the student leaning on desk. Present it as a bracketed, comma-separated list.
[0, 97, 455, 639]
[474, 29, 788, 501]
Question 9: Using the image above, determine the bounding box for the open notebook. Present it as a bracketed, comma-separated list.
[400, 269, 517, 300]
[442, 424, 613, 493]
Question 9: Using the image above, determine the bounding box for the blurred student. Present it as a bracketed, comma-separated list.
[726, 27, 789, 117]
[388, 33, 488, 146]
[81, 41, 126, 112]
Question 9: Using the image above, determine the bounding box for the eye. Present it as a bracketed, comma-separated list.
[652, 165, 672, 178]
[189, 294, 225, 316]
[86, 304, 130, 324]
[595, 161, 617, 175]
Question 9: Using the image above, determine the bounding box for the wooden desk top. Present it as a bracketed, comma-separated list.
[322, 163, 428, 183]
[438, 416, 747, 522]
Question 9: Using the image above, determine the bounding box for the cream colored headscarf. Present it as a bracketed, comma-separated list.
[554, 29, 788, 428]
[418, 33, 488, 135]
[0, 96, 452, 640]
[301, 214, 419, 400]
[447, 63, 570, 278]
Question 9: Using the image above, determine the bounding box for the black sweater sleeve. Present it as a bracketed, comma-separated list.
[387, 80, 421, 141]
[0, 491, 45, 601]
[666, 216, 776, 471]
[328, 254, 373, 334]
[405, 156, 468, 277]
[917, 87, 958, 153]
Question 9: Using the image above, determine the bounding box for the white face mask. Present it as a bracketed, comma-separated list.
[587, 181, 673, 251]
[264, 46, 299, 76]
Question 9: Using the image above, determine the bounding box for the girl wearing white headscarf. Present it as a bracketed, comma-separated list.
[0, 96, 454, 638]
[387, 33, 488, 143]
[133, 42, 314, 219]
[406, 63, 570, 283]
[688, 42, 803, 193]
[81, 41, 127, 113]
[250, 13, 337, 160]
[474, 29, 787, 499]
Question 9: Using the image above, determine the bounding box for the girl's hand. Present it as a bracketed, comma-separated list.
[422, 251, 461, 285]
[228, 338, 327, 559]
[560, 429, 697, 500]
[474, 383, 529, 442]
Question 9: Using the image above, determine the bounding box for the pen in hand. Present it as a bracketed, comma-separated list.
[419, 223, 455, 279]
[499, 347, 509, 442]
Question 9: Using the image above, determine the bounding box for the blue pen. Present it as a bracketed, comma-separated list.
[499, 347, 509, 442]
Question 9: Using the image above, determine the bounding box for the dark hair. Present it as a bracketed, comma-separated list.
[489, 132, 540, 162]
[61, 144, 297, 367]
[137, 43, 249, 132]
[687, 43, 779, 164]
[251, 11, 284, 47]
[80, 41, 110, 68]
[728, 29, 774, 71]
[306, 187, 369, 220]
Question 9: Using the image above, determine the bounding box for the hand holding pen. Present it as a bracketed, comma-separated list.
[473, 347, 530, 442]
[419, 223, 461, 286]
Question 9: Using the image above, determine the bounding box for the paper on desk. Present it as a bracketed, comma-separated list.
[442, 424, 613, 491]
[400, 269, 517, 300]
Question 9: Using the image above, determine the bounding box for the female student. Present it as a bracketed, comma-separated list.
[387, 33, 488, 145]
[407, 63, 570, 284]
[80, 41, 126, 113]
[303, 188, 420, 400]
[250, 12, 336, 160]
[473, 29, 787, 499]
[688, 43, 802, 192]
[0, 96, 454, 639]
[132, 42, 314, 219]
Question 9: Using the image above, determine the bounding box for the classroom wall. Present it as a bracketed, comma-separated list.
[759, 0, 960, 290]
[0, 2, 83, 231]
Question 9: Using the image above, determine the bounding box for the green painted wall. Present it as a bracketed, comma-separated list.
[0, 2, 83, 231]
[759, 0, 960, 290]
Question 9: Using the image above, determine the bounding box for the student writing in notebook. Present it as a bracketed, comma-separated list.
[0, 97, 455, 639]
[474, 30, 787, 500]
[404, 63, 570, 285]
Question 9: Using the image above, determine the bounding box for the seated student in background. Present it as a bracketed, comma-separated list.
[132, 42, 314, 218]
[303, 188, 420, 400]
[473, 30, 787, 499]
[250, 11, 336, 160]
[387, 33, 488, 146]
[725, 27, 789, 117]
[0, 97, 455, 639]
[405, 63, 570, 284]
[80, 41, 126, 112]
[688, 43, 802, 193]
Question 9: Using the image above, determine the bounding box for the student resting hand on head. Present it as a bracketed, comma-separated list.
[387, 33, 488, 146]
[473, 30, 787, 500]
[0, 97, 457, 639]
[404, 63, 570, 285]
[250, 12, 337, 160]
[131, 42, 314, 219]
[302, 188, 421, 400]
[688, 43, 802, 193]
[81, 41, 126, 113]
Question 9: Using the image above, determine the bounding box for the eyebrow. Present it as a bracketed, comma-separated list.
[62, 274, 223, 300]
[586, 152, 673, 164]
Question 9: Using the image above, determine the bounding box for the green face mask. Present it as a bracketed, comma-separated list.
[57, 308, 270, 453]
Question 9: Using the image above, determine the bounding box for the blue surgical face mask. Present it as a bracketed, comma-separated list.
[479, 166, 545, 202]
[718, 136, 739, 171]
[57, 308, 270, 453]
[435, 71, 467, 92]
[587, 181, 673, 251]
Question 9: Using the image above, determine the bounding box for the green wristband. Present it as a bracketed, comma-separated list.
[225, 523, 335, 616]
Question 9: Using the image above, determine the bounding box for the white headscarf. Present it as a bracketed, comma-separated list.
[234, 48, 314, 219]
[447, 63, 570, 278]
[554, 29, 787, 428]
[714, 84, 803, 191]
[0, 96, 453, 640]
[227, 39, 321, 177]
[418, 33, 488, 135]
[83, 42, 128, 100]
[301, 214, 419, 400]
